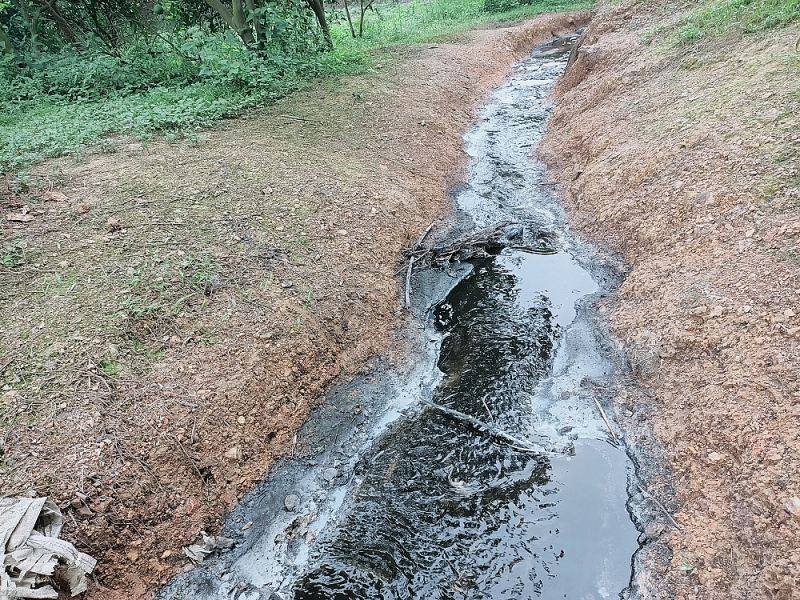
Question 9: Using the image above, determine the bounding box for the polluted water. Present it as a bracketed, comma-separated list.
[158, 32, 642, 600]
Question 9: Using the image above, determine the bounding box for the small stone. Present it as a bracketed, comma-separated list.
[323, 468, 338, 483]
[557, 425, 573, 434]
[707, 451, 724, 463]
[107, 217, 122, 232]
[237, 416, 246, 426]
[224, 447, 241, 461]
[784, 497, 800, 521]
[281, 281, 293, 289]
[284, 494, 300, 511]
[185, 497, 202, 515]
[336, 230, 348, 236]
[645, 522, 665, 538]
[161, 550, 173, 560]
[127, 552, 139, 563]
[785, 309, 796, 318]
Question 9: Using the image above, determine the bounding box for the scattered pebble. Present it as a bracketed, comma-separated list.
[284, 494, 300, 512]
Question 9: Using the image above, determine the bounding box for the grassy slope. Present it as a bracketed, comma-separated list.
[0, 0, 590, 175]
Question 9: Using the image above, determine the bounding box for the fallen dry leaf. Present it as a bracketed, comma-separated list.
[6, 212, 34, 223]
[42, 191, 68, 202]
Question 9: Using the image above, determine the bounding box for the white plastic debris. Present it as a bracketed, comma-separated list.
[182, 531, 235, 565]
[1, 497, 96, 598]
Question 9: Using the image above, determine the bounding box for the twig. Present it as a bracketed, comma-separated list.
[592, 395, 618, 442]
[415, 222, 435, 248]
[481, 397, 495, 422]
[290, 433, 298, 459]
[278, 113, 313, 123]
[113, 437, 164, 492]
[421, 398, 552, 455]
[170, 434, 204, 482]
[638, 485, 682, 530]
[405, 255, 415, 309]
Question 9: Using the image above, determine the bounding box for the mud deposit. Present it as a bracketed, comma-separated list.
[158, 35, 643, 600]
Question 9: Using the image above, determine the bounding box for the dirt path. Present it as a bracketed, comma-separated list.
[540, 2, 800, 598]
[0, 12, 588, 599]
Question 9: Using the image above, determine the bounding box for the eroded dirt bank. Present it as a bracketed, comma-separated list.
[0, 12, 589, 599]
[540, 2, 800, 598]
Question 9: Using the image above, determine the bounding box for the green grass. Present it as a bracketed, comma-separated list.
[332, 0, 591, 51]
[680, 0, 800, 42]
[0, 84, 287, 173]
[0, 0, 590, 175]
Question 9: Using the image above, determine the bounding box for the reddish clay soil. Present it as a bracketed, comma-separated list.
[540, 1, 800, 598]
[0, 12, 589, 599]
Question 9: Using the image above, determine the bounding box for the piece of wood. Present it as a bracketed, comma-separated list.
[592, 395, 618, 442]
[415, 222, 435, 248]
[405, 255, 415, 309]
[421, 398, 553, 455]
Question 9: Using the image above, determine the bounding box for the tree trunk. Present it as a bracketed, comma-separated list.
[343, 0, 356, 38]
[358, 0, 373, 37]
[30, 0, 82, 50]
[0, 23, 15, 55]
[244, 0, 265, 52]
[305, 0, 332, 49]
[204, 0, 255, 47]
[232, 0, 255, 46]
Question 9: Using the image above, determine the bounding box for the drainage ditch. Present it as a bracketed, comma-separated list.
[158, 32, 650, 600]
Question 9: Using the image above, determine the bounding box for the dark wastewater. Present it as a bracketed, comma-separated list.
[156, 32, 642, 600]
[292, 34, 639, 600]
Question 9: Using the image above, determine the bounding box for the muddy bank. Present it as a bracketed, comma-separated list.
[540, 1, 800, 598]
[0, 12, 590, 600]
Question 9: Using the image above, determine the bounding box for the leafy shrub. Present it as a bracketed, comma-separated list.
[484, 0, 535, 12]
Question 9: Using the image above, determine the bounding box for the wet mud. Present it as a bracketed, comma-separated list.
[157, 33, 659, 600]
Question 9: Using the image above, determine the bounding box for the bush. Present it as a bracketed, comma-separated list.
[484, 0, 535, 13]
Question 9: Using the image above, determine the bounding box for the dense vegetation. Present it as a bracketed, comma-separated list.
[2, 0, 797, 174]
[0, 0, 599, 174]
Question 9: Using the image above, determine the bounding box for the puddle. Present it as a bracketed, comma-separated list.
[157, 32, 643, 600]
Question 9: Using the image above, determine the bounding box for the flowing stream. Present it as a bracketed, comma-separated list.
[158, 33, 641, 600]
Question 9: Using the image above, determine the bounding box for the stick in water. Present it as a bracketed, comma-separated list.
[592, 395, 618, 442]
[405, 255, 415, 309]
[421, 398, 553, 455]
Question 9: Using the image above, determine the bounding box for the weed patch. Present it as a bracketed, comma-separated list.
[679, 0, 800, 42]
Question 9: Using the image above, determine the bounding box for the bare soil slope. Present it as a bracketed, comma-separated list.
[540, 2, 800, 598]
[0, 12, 588, 599]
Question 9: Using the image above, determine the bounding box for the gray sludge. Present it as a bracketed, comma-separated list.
[157, 33, 642, 600]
